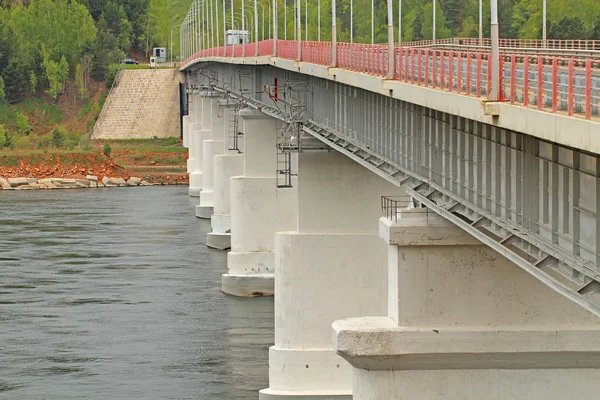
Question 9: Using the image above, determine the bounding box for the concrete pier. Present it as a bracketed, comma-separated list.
[333, 210, 600, 400]
[222, 109, 296, 297]
[196, 96, 224, 219]
[260, 151, 404, 399]
[206, 102, 244, 250]
[188, 94, 209, 197]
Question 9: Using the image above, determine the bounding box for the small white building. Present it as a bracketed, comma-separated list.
[152, 47, 167, 63]
[226, 30, 249, 46]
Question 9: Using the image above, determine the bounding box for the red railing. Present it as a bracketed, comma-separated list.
[399, 37, 600, 50]
[337, 43, 388, 77]
[301, 41, 332, 66]
[277, 40, 297, 60]
[183, 39, 600, 120]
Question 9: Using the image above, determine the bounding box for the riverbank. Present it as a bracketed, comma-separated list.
[0, 139, 189, 188]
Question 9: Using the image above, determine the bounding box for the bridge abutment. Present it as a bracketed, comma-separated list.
[206, 103, 244, 250]
[260, 151, 404, 399]
[196, 96, 224, 219]
[222, 109, 296, 296]
[333, 210, 600, 400]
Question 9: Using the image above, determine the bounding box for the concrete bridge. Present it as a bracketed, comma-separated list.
[177, 1, 600, 398]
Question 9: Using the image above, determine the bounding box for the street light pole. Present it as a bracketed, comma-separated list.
[273, 0, 278, 56]
[284, 0, 287, 40]
[371, 0, 374, 44]
[490, 0, 500, 101]
[350, 0, 353, 43]
[479, 0, 482, 44]
[318, 0, 320, 41]
[255, 0, 259, 55]
[171, 24, 182, 66]
[398, 0, 401, 43]
[543, 0, 547, 47]
[296, 0, 301, 60]
[387, 0, 394, 79]
[433, 0, 436, 43]
[331, 0, 336, 67]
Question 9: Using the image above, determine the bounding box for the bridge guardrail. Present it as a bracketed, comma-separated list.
[381, 196, 434, 224]
[183, 39, 600, 120]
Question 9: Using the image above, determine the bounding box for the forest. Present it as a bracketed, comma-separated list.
[0, 0, 170, 105]
[1, 0, 599, 107]
[202, 0, 600, 45]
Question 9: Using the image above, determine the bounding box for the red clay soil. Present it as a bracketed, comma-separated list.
[0, 152, 188, 185]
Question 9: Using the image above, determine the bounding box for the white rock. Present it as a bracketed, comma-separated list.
[86, 175, 98, 182]
[140, 180, 153, 186]
[127, 177, 142, 186]
[0, 177, 10, 189]
[7, 177, 28, 187]
[75, 179, 90, 187]
[38, 178, 53, 184]
[26, 178, 38, 184]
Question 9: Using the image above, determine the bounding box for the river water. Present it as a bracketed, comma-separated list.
[0, 187, 273, 399]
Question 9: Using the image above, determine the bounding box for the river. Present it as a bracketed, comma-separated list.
[0, 187, 273, 399]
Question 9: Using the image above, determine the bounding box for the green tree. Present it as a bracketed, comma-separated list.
[29, 70, 37, 94]
[2, 59, 27, 103]
[0, 76, 5, 103]
[16, 113, 32, 136]
[51, 126, 66, 148]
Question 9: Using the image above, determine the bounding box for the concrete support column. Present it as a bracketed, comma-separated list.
[259, 151, 405, 399]
[207, 104, 244, 250]
[333, 210, 600, 400]
[187, 94, 203, 196]
[196, 97, 225, 219]
[189, 94, 213, 197]
[222, 109, 297, 296]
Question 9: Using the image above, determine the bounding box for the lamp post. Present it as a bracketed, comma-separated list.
[171, 24, 183, 66]
[490, 0, 500, 101]
[331, 0, 336, 67]
[296, 0, 301, 60]
[273, 0, 278, 56]
[317, 0, 320, 41]
[284, 0, 287, 40]
[543, 0, 547, 47]
[479, 0, 482, 43]
[371, 0, 374, 44]
[387, 0, 393, 79]
[398, 0, 401, 43]
[433, 0, 436, 43]
[350, 0, 353, 43]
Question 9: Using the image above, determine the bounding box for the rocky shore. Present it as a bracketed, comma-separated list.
[0, 175, 155, 190]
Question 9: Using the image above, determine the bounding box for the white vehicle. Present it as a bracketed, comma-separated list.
[226, 30, 249, 46]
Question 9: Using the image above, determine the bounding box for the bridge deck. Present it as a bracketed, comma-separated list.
[183, 39, 600, 122]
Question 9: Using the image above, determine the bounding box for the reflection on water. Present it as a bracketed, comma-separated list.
[0, 187, 273, 399]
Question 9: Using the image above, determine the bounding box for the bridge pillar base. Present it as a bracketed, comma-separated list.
[222, 250, 274, 296]
[225, 109, 296, 296]
[332, 211, 600, 400]
[263, 151, 404, 397]
[259, 389, 351, 400]
[188, 172, 203, 197]
[206, 153, 243, 247]
[206, 214, 231, 249]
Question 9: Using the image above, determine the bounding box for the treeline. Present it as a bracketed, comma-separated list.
[0, 0, 170, 105]
[223, 0, 600, 44]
